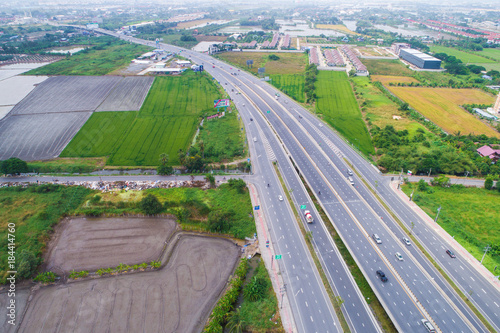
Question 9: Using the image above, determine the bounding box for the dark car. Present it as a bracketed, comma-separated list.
[376, 270, 388, 282]
[446, 249, 456, 258]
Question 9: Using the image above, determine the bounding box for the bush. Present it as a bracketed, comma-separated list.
[140, 194, 163, 215]
[0, 157, 29, 175]
[34, 271, 56, 283]
[17, 250, 38, 279]
[485, 177, 493, 190]
[243, 276, 269, 301]
[417, 179, 428, 191]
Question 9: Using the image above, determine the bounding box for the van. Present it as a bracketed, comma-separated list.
[372, 234, 382, 244]
[421, 319, 436, 333]
[348, 176, 354, 185]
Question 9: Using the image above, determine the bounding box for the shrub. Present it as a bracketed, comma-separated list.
[484, 177, 493, 190]
[17, 250, 38, 279]
[34, 271, 56, 283]
[0, 157, 29, 175]
[140, 194, 163, 215]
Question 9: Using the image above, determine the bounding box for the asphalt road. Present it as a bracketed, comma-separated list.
[41, 26, 499, 332]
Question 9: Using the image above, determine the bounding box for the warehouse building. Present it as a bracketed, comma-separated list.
[399, 48, 441, 69]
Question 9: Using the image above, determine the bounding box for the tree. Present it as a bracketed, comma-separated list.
[205, 174, 215, 188]
[226, 308, 246, 333]
[227, 178, 247, 193]
[157, 153, 173, 175]
[268, 54, 280, 61]
[17, 249, 37, 279]
[243, 276, 268, 301]
[484, 176, 493, 190]
[140, 194, 163, 215]
[417, 179, 428, 191]
[1, 157, 29, 175]
[207, 209, 233, 233]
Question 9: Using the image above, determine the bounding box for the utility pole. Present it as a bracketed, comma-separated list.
[434, 206, 441, 223]
[480, 245, 491, 265]
[428, 168, 431, 177]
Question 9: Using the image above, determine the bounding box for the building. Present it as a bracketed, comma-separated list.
[399, 48, 441, 69]
[473, 108, 498, 120]
[391, 43, 410, 56]
[477, 145, 500, 162]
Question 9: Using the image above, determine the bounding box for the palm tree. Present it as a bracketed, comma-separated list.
[226, 308, 246, 333]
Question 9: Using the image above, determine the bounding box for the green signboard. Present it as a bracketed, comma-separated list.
[275, 255, 282, 259]
[300, 205, 306, 209]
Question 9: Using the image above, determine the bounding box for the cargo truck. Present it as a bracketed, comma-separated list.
[304, 210, 313, 223]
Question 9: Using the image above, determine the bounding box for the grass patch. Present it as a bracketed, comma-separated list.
[269, 74, 305, 103]
[25, 37, 151, 76]
[28, 157, 106, 174]
[363, 59, 413, 76]
[401, 184, 500, 275]
[0, 185, 94, 283]
[62, 72, 235, 166]
[352, 77, 427, 136]
[371, 75, 420, 85]
[217, 52, 308, 75]
[473, 48, 500, 62]
[430, 45, 494, 64]
[198, 110, 246, 163]
[238, 260, 283, 332]
[387, 86, 498, 137]
[315, 24, 361, 35]
[315, 71, 374, 156]
[471, 62, 500, 72]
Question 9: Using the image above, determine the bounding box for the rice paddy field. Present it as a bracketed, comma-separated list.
[62, 73, 223, 166]
[315, 71, 374, 155]
[270, 74, 305, 103]
[473, 48, 500, 61]
[429, 45, 494, 64]
[387, 86, 499, 138]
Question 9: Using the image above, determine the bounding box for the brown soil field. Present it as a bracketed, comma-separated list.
[388, 87, 499, 137]
[371, 75, 420, 85]
[18, 234, 239, 333]
[45, 217, 177, 273]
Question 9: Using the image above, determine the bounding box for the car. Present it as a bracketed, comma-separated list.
[402, 237, 411, 246]
[253, 137, 257, 142]
[421, 319, 436, 332]
[212, 65, 215, 68]
[278, 195, 283, 201]
[395, 252, 403, 261]
[372, 233, 382, 244]
[376, 270, 388, 282]
[250, 118, 253, 121]
[446, 249, 456, 258]
[347, 169, 353, 176]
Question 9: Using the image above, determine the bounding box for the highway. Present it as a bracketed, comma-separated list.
[58, 26, 499, 332]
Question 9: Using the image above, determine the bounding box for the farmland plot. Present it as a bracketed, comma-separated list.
[10, 76, 122, 115]
[96, 76, 154, 112]
[315, 71, 373, 155]
[0, 112, 92, 161]
[270, 74, 305, 103]
[17, 235, 239, 333]
[63, 74, 222, 166]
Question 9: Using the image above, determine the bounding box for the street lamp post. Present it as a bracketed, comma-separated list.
[434, 206, 441, 223]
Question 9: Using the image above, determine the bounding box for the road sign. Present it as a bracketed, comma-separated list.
[300, 205, 306, 209]
[258, 67, 266, 74]
[275, 255, 282, 259]
[267, 110, 271, 113]
[254, 206, 260, 210]
[247, 158, 250, 162]
[214, 99, 230, 108]
[246, 59, 254, 67]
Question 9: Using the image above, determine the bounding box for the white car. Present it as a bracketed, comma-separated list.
[395, 252, 404, 261]
[402, 237, 411, 246]
[278, 195, 283, 201]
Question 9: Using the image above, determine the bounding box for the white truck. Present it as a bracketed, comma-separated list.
[304, 210, 314, 223]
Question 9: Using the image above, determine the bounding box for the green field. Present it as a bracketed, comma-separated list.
[217, 52, 308, 75]
[474, 48, 500, 62]
[198, 111, 246, 163]
[430, 45, 494, 64]
[402, 184, 500, 275]
[363, 59, 413, 76]
[0, 185, 93, 283]
[26, 38, 151, 76]
[270, 74, 305, 102]
[62, 73, 223, 166]
[315, 71, 374, 155]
